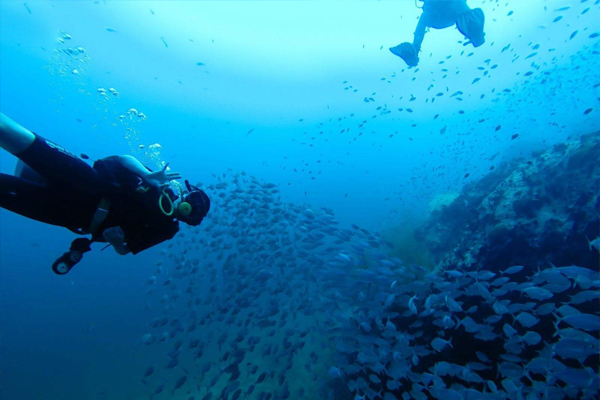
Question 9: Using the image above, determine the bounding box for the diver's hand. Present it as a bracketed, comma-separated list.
[144, 163, 182, 188]
[103, 227, 129, 255]
[103, 226, 124, 244]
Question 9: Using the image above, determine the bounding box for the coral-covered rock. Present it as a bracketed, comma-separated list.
[417, 132, 600, 271]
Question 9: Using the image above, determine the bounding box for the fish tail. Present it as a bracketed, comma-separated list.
[585, 236, 592, 251]
[551, 313, 561, 337]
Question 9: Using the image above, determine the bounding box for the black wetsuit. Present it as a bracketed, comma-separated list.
[0, 133, 179, 254]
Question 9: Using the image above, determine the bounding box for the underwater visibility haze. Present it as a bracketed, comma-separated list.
[0, 1, 599, 400]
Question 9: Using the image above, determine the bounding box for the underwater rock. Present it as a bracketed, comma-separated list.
[417, 131, 600, 272]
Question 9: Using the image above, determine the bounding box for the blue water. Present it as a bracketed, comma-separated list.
[1, 1, 599, 400]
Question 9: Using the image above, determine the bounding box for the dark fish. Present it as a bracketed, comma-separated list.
[172, 376, 187, 395]
[230, 389, 242, 400]
[196, 62, 205, 66]
[143, 366, 154, 378]
[200, 362, 211, 377]
[165, 357, 178, 369]
[106, 28, 117, 33]
[256, 372, 267, 383]
[150, 382, 165, 400]
[527, 52, 539, 61]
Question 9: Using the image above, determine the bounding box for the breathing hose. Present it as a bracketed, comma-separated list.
[159, 188, 174, 216]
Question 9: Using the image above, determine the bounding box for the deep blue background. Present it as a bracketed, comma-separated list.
[1, 1, 598, 399]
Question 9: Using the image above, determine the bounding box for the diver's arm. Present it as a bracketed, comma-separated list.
[116, 155, 181, 188]
[0, 113, 36, 155]
[413, 14, 427, 54]
[116, 155, 154, 179]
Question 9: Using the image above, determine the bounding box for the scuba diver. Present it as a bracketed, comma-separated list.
[0, 113, 210, 274]
[390, 0, 486, 67]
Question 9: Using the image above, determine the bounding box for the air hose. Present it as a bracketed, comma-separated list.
[159, 188, 174, 216]
[158, 181, 185, 216]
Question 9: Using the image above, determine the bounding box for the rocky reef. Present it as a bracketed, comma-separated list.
[417, 131, 600, 272]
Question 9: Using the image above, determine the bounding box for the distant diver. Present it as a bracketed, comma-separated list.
[390, 0, 486, 67]
[0, 113, 210, 274]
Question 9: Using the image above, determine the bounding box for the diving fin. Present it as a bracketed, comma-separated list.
[456, 8, 485, 48]
[389, 42, 419, 67]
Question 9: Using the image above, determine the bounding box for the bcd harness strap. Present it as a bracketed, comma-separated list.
[89, 197, 111, 237]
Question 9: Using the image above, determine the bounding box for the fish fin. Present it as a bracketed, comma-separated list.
[551, 313, 561, 337]
[453, 315, 461, 328]
[585, 235, 591, 251]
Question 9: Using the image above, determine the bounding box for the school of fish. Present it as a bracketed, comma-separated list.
[138, 168, 599, 400]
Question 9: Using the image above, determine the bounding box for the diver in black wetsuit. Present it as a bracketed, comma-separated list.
[390, 0, 486, 67]
[0, 113, 210, 274]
